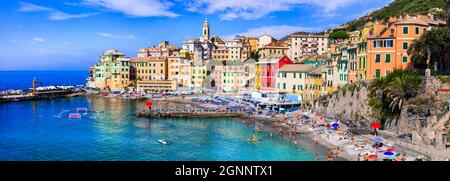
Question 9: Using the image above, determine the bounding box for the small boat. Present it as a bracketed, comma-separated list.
[158, 139, 170, 145]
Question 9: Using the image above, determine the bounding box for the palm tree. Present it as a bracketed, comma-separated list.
[384, 70, 422, 128]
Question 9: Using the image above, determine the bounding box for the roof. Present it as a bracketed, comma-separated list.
[309, 66, 324, 75]
[265, 41, 285, 47]
[278, 64, 316, 73]
[395, 19, 429, 26]
[244, 58, 256, 64]
[102, 49, 124, 56]
[130, 57, 167, 63]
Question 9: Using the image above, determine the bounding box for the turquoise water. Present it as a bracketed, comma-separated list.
[0, 71, 88, 91]
[0, 97, 320, 161]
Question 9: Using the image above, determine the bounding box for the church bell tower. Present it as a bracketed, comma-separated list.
[202, 17, 210, 40]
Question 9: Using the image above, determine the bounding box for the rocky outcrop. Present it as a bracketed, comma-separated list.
[312, 77, 450, 150]
[312, 81, 372, 128]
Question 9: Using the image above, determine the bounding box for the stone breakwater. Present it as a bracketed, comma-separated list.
[136, 111, 245, 118]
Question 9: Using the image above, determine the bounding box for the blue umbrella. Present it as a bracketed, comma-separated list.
[332, 123, 339, 129]
[372, 137, 383, 143]
[384, 152, 394, 156]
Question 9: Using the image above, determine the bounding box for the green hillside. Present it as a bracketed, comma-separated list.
[346, 0, 447, 31]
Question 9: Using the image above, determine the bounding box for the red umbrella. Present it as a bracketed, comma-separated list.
[371, 122, 381, 129]
[386, 148, 394, 152]
[145, 101, 152, 107]
[368, 155, 377, 160]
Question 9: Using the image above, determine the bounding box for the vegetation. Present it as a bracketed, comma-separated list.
[329, 30, 349, 40]
[368, 69, 422, 128]
[408, 28, 450, 70]
[437, 76, 450, 83]
[251, 51, 260, 61]
[346, 0, 447, 31]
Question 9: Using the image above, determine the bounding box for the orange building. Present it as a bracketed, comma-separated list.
[367, 18, 428, 79]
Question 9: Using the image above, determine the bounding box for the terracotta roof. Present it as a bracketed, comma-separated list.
[130, 57, 166, 62]
[395, 19, 429, 26]
[278, 64, 316, 73]
[265, 41, 285, 47]
[308, 66, 325, 75]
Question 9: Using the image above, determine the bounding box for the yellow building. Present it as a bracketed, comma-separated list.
[304, 67, 323, 100]
[180, 49, 195, 60]
[276, 64, 323, 101]
[356, 22, 373, 81]
[247, 37, 259, 53]
[254, 64, 261, 90]
[130, 57, 168, 81]
[191, 65, 207, 89]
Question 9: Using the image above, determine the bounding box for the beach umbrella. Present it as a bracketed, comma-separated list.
[145, 101, 152, 107]
[372, 137, 383, 143]
[368, 155, 377, 160]
[371, 122, 381, 129]
[387, 155, 396, 159]
[384, 152, 394, 156]
[386, 148, 394, 152]
[332, 123, 339, 129]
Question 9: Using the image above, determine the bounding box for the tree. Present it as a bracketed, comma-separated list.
[330, 30, 349, 40]
[408, 27, 450, 70]
[368, 69, 422, 129]
[251, 51, 260, 61]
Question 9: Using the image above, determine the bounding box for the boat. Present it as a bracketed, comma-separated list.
[158, 139, 170, 145]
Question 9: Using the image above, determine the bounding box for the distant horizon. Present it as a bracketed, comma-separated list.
[0, 0, 394, 70]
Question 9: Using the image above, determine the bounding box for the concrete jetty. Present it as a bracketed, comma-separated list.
[136, 110, 245, 119]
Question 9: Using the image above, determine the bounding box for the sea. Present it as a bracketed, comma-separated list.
[0, 71, 326, 161]
[0, 71, 89, 91]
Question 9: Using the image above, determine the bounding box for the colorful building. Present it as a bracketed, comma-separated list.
[276, 64, 322, 101]
[257, 55, 294, 93]
[92, 50, 130, 91]
[356, 22, 372, 81]
[259, 41, 289, 60]
[367, 14, 446, 79]
[289, 34, 329, 62]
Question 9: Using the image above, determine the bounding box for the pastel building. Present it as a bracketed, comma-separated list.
[92, 50, 130, 91]
[289, 34, 329, 62]
[276, 64, 323, 100]
[257, 55, 294, 93]
[259, 41, 289, 59]
[356, 22, 373, 81]
[258, 35, 276, 48]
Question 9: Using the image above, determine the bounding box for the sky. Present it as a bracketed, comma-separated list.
[0, 0, 393, 70]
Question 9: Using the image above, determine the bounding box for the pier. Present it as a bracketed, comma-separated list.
[136, 110, 246, 119]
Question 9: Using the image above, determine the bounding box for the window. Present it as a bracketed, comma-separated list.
[375, 54, 381, 63]
[403, 27, 409, 34]
[402, 56, 408, 63]
[386, 70, 391, 76]
[277, 83, 280, 89]
[293, 73, 296, 78]
[415, 27, 419, 34]
[283, 83, 286, 90]
[386, 40, 393, 47]
[385, 54, 391, 63]
[376, 69, 381, 78]
[402, 42, 408, 50]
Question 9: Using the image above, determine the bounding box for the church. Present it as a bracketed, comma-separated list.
[181, 18, 213, 64]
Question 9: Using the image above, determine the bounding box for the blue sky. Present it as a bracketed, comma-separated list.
[0, 0, 393, 70]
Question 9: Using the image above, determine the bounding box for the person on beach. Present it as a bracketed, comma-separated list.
[356, 153, 361, 161]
